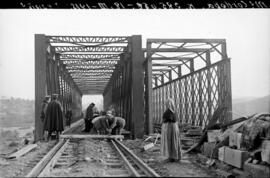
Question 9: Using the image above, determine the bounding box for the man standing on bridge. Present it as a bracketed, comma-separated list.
[40, 95, 50, 140]
[44, 94, 64, 141]
[83, 102, 95, 132]
[65, 107, 72, 128]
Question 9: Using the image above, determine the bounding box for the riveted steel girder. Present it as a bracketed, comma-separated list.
[55, 46, 126, 53]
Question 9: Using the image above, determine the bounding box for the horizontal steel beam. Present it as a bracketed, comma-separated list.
[75, 81, 109, 84]
[64, 61, 118, 64]
[66, 66, 115, 70]
[68, 69, 114, 71]
[80, 89, 105, 92]
[79, 86, 106, 88]
[151, 57, 193, 61]
[152, 68, 171, 71]
[69, 70, 114, 73]
[71, 76, 112, 79]
[47, 36, 129, 44]
[75, 80, 109, 82]
[60, 54, 120, 60]
[148, 48, 211, 53]
[80, 87, 105, 89]
[71, 73, 112, 76]
[79, 89, 104, 92]
[55, 46, 126, 53]
[152, 63, 181, 67]
[80, 88, 105, 90]
[78, 87, 106, 89]
[74, 79, 109, 81]
[74, 82, 109, 84]
[147, 38, 225, 43]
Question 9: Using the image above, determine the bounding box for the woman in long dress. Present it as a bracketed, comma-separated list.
[161, 98, 181, 162]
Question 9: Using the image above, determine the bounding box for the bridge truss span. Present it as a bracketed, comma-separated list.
[35, 35, 232, 141]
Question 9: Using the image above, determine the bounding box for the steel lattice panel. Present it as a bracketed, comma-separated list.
[152, 60, 231, 128]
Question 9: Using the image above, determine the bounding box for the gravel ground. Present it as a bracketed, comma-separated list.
[48, 138, 129, 177]
[0, 125, 220, 178]
[49, 139, 107, 177]
[0, 140, 57, 177]
[123, 138, 220, 177]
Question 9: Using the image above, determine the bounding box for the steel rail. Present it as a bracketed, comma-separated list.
[26, 139, 69, 177]
[112, 139, 160, 177]
[111, 139, 140, 177]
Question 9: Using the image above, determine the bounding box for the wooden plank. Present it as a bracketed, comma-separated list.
[60, 134, 124, 139]
[7, 144, 38, 159]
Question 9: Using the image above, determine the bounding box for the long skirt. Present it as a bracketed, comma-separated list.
[161, 122, 181, 160]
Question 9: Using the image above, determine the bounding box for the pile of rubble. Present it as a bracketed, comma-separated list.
[180, 124, 203, 150]
[150, 108, 270, 178]
[193, 113, 270, 178]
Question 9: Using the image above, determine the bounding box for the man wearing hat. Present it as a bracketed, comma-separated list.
[83, 102, 95, 132]
[44, 94, 64, 140]
[40, 95, 50, 140]
[107, 111, 126, 135]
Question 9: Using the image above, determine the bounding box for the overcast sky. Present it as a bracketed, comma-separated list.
[0, 9, 269, 101]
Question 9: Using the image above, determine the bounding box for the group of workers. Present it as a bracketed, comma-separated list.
[82, 102, 126, 135]
[40, 94, 181, 162]
[40, 94, 125, 141]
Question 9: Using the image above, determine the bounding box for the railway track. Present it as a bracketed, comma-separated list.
[26, 137, 160, 177]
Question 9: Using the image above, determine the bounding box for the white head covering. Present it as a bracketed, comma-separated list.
[107, 110, 113, 117]
[166, 98, 175, 113]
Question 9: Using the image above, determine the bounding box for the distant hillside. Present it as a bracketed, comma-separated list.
[0, 97, 34, 127]
[232, 95, 270, 118]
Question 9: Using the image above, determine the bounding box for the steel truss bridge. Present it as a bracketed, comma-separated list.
[35, 35, 232, 141]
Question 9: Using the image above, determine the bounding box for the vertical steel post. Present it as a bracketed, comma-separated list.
[206, 51, 212, 124]
[222, 41, 232, 122]
[131, 35, 145, 138]
[35, 34, 47, 142]
[145, 41, 153, 135]
[190, 59, 195, 125]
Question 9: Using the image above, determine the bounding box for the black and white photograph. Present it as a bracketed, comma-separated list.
[0, 7, 269, 177]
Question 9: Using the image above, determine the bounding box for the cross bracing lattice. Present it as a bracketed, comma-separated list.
[46, 35, 130, 95]
[146, 39, 232, 129]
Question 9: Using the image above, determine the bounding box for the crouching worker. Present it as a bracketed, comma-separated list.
[92, 115, 110, 135]
[107, 111, 126, 135]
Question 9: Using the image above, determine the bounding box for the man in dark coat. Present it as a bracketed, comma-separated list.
[83, 103, 95, 132]
[65, 108, 72, 128]
[44, 94, 64, 140]
[40, 95, 50, 140]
